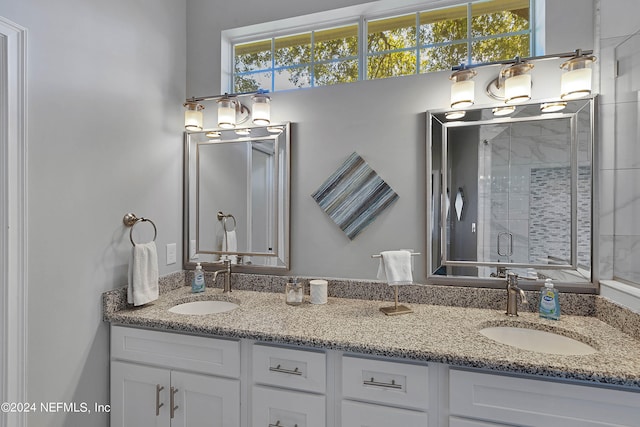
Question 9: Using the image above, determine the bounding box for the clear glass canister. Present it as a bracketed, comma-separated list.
[285, 278, 303, 306]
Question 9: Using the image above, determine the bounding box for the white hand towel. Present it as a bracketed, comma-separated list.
[127, 241, 159, 306]
[221, 229, 238, 264]
[377, 250, 413, 285]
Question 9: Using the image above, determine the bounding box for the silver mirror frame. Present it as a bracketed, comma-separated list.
[426, 98, 599, 293]
[183, 122, 291, 273]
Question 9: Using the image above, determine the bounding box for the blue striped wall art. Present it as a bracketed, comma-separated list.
[311, 152, 399, 240]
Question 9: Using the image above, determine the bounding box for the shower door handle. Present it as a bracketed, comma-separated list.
[497, 232, 513, 257]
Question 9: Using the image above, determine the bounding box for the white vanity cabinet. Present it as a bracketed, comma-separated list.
[109, 325, 640, 427]
[110, 326, 241, 427]
[340, 355, 431, 426]
[449, 369, 640, 427]
[250, 343, 327, 427]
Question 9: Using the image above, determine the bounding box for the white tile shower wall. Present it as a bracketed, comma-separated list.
[529, 166, 592, 268]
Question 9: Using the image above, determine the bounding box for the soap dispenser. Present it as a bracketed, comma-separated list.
[539, 278, 560, 320]
[192, 262, 205, 293]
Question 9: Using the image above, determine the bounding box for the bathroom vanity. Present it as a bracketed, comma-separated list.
[104, 281, 640, 427]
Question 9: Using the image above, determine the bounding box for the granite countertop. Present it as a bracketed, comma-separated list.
[104, 284, 640, 389]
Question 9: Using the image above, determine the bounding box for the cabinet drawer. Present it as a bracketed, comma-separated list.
[342, 400, 429, 427]
[450, 369, 640, 427]
[342, 355, 429, 411]
[252, 385, 325, 427]
[110, 325, 240, 378]
[253, 344, 326, 393]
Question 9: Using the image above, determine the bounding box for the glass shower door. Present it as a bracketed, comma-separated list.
[477, 118, 573, 273]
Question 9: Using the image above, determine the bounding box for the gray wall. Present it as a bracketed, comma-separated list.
[0, 0, 186, 426]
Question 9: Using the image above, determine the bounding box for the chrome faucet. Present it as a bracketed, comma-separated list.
[212, 259, 232, 293]
[506, 272, 527, 316]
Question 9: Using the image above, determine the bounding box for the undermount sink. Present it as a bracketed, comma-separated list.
[479, 326, 597, 356]
[169, 300, 239, 315]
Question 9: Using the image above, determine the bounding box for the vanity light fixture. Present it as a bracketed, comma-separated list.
[480, 49, 595, 105]
[235, 128, 251, 136]
[183, 102, 204, 131]
[449, 67, 477, 108]
[560, 49, 596, 100]
[205, 131, 221, 139]
[183, 89, 271, 131]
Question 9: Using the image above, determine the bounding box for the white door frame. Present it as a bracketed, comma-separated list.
[0, 16, 27, 427]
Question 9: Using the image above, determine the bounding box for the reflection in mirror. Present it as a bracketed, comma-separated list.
[427, 99, 596, 290]
[184, 123, 290, 271]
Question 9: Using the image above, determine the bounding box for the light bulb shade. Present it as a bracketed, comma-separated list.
[540, 101, 567, 113]
[451, 80, 475, 108]
[217, 98, 236, 129]
[492, 106, 516, 116]
[561, 67, 592, 100]
[184, 102, 204, 131]
[504, 74, 531, 104]
[445, 110, 466, 120]
[184, 109, 203, 131]
[252, 95, 271, 125]
[449, 68, 476, 108]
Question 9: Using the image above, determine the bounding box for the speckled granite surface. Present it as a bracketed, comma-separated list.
[104, 273, 640, 390]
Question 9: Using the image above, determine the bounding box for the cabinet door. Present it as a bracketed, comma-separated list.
[252, 385, 325, 427]
[111, 361, 171, 427]
[170, 371, 240, 427]
[342, 400, 428, 427]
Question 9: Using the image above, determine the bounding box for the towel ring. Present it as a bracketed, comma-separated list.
[123, 213, 157, 246]
[217, 211, 236, 232]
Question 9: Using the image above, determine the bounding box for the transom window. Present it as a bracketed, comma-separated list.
[230, 0, 532, 93]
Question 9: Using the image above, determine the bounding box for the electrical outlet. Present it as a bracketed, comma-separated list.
[166, 243, 177, 265]
[190, 239, 198, 259]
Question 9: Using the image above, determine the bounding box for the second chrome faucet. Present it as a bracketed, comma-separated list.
[506, 272, 528, 316]
[212, 259, 233, 293]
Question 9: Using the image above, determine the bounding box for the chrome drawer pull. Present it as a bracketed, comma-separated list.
[269, 421, 298, 427]
[363, 377, 403, 390]
[269, 364, 302, 376]
[170, 386, 179, 419]
[155, 384, 164, 416]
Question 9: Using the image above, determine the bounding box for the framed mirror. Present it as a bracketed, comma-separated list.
[427, 98, 597, 291]
[183, 122, 290, 272]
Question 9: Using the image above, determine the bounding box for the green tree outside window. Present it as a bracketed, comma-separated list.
[232, 0, 530, 92]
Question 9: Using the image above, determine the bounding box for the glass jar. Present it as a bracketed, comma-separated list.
[285, 279, 303, 306]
